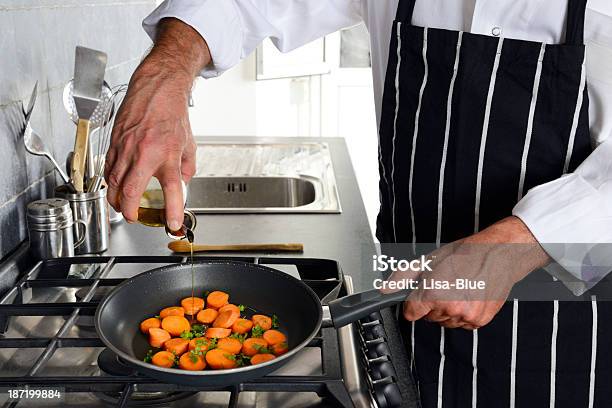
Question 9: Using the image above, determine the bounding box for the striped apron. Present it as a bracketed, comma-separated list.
[376, 0, 612, 406]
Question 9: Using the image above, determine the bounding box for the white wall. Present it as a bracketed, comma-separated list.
[189, 53, 257, 136]
[189, 49, 322, 138]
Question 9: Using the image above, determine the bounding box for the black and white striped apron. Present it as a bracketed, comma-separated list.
[376, 0, 612, 406]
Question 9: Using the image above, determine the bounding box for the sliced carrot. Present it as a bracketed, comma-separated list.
[206, 291, 229, 309]
[181, 297, 205, 315]
[213, 309, 240, 329]
[189, 337, 212, 351]
[163, 338, 189, 356]
[179, 352, 206, 370]
[272, 342, 289, 356]
[205, 327, 231, 339]
[252, 314, 272, 330]
[148, 327, 171, 348]
[251, 353, 276, 365]
[217, 337, 242, 354]
[205, 348, 237, 369]
[161, 315, 191, 337]
[140, 317, 161, 334]
[196, 308, 218, 324]
[159, 306, 185, 318]
[232, 318, 253, 334]
[242, 338, 269, 357]
[151, 350, 175, 368]
[218, 304, 240, 315]
[263, 329, 286, 346]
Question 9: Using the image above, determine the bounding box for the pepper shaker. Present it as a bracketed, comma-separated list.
[26, 198, 86, 260]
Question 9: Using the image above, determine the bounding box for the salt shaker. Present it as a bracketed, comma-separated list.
[26, 198, 85, 260]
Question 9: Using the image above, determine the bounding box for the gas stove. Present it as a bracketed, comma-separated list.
[0, 254, 408, 407]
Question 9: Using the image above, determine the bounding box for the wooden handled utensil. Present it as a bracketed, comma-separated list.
[168, 241, 304, 253]
[70, 46, 107, 192]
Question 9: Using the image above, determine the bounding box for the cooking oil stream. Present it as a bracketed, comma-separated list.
[189, 233, 195, 323]
[137, 186, 198, 322]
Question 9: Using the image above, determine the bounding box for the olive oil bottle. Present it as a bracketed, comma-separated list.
[134, 178, 197, 240]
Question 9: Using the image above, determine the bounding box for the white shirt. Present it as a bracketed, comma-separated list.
[144, 0, 612, 292]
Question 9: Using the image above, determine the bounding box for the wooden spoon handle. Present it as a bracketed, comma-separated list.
[168, 241, 304, 253]
[71, 118, 90, 192]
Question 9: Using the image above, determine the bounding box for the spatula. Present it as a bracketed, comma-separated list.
[70, 46, 107, 192]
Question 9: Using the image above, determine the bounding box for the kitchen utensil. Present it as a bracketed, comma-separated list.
[95, 261, 409, 386]
[168, 241, 304, 253]
[27, 198, 86, 259]
[22, 81, 37, 123]
[88, 84, 128, 192]
[55, 184, 110, 254]
[24, 123, 72, 185]
[63, 79, 115, 184]
[69, 46, 108, 192]
[21, 83, 72, 186]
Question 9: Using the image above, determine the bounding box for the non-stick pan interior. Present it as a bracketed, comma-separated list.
[96, 261, 322, 371]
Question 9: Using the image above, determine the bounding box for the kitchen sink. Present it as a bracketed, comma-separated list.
[188, 176, 316, 209]
[187, 142, 341, 213]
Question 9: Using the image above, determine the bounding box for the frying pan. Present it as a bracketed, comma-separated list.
[95, 261, 408, 386]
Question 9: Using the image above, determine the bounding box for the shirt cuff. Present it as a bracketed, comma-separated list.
[143, 0, 243, 78]
[513, 173, 612, 295]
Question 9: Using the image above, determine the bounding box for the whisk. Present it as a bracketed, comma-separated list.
[87, 84, 128, 192]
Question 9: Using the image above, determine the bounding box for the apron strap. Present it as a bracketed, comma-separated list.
[565, 0, 588, 45]
[396, 0, 417, 22]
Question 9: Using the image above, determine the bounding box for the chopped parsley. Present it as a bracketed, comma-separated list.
[251, 325, 265, 338]
[271, 314, 279, 329]
[230, 332, 248, 343]
[189, 350, 200, 363]
[191, 324, 205, 337]
[238, 304, 245, 312]
[252, 343, 271, 354]
[225, 353, 251, 367]
[143, 349, 154, 363]
[179, 324, 208, 340]
[208, 338, 218, 349]
[180, 330, 194, 340]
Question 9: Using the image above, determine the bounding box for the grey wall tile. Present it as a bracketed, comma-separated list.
[0, 0, 156, 259]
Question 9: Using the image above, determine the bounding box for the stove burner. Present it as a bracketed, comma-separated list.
[92, 390, 197, 407]
[96, 349, 198, 406]
[97, 348, 136, 376]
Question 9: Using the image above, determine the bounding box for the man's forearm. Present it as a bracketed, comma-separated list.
[139, 18, 211, 90]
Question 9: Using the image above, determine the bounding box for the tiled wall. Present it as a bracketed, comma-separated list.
[0, 0, 156, 259]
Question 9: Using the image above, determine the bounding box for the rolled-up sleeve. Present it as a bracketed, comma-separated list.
[513, 7, 612, 294]
[143, 0, 362, 78]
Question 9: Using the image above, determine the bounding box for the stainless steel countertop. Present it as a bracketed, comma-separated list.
[104, 136, 379, 293]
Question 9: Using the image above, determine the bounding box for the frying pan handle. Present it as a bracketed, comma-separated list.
[326, 289, 411, 328]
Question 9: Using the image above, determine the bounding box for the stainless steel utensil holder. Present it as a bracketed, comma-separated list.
[55, 184, 109, 254]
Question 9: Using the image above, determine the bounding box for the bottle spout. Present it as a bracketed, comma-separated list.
[165, 210, 197, 241]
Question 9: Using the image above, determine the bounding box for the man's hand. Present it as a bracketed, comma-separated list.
[105, 18, 210, 231]
[387, 217, 551, 330]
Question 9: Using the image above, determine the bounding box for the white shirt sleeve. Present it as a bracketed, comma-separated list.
[142, 0, 363, 78]
[513, 7, 612, 294]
